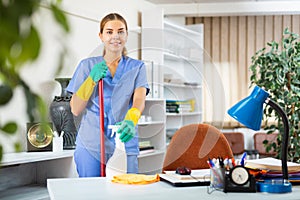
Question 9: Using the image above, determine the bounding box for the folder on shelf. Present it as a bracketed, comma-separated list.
[166, 99, 195, 113]
[139, 141, 155, 155]
[139, 146, 155, 155]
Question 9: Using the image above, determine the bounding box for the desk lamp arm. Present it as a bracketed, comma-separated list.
[267, 99, 289, 181]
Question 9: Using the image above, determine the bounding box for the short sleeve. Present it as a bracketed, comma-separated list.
[134, 62, 150, 95]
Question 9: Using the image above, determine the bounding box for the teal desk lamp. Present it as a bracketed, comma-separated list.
[228, 86, 292, 193]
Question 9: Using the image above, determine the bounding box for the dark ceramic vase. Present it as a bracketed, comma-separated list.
[49, 78, 77, 149]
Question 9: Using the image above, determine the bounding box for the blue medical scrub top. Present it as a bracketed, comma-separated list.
[66, 55, 149, 160]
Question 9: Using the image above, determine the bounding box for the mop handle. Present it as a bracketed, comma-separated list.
[99, 80, 106, 177]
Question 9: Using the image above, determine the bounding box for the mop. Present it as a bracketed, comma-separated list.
[99, 80, 106, 177]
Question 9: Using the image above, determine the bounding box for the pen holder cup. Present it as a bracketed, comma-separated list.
[210, 168, 225, 189]
[52, 137, 63, 152]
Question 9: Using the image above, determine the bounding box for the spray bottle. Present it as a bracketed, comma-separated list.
[106, 125, 127, 181]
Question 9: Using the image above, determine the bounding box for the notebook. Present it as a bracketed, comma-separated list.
[159, 169, 211, 187]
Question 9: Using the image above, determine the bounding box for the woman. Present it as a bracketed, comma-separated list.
[66, 13, 149, 177]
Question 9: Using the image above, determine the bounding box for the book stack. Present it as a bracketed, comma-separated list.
[245, 157, 300, 185]
[139, 141, 155, 155]
[245, 157, 300, 172]
[166, 99, 195, 113]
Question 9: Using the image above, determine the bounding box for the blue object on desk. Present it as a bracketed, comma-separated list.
[240, 152, 247, 166]
[227, 86, 268, 131]
[256, 180, 292, 193]
[227, 86, 292, 194]
[208, 158, 215, 168]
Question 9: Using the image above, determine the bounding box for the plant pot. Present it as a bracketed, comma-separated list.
[49, 78, 77, 149]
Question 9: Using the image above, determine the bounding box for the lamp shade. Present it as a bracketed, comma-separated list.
[228, 86, 269, 131]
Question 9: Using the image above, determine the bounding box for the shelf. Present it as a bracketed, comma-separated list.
[164, 20, 201, 36]
[164, 82, 202, 89]
[138, 121, 164, 126]
[138, 98, 165, 174]
[129, 26, 141, 34]
[138, 149, 165, 158]
[145, 98, 165, 101]
[163, 52, 202, 63]
[1, 150, 74, 167]
[0, 184, 49, 200]
[0, 150, 78, 199]
[166, 112, 202, 117]
[142, 9, 202, 172]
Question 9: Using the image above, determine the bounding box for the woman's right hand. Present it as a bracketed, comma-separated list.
[75, 60, 108, 103]
[89, 61, 108, 83]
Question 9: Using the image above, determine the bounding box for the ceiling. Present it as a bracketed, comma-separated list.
[145, 0, 298, 4]
[144, 0, 300, 16]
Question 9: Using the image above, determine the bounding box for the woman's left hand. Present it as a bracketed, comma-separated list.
[117, 120, 135, 142]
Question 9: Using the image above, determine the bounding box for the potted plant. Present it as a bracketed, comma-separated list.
[249, 28, 300, 162]
[0, 0, 69, 161]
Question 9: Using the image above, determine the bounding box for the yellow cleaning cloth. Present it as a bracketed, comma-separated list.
[111, 174, 160, 185]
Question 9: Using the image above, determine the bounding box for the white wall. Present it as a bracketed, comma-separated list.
[0, 0, 156, 153]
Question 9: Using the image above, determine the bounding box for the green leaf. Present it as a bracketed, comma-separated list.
[271, 142, 277, 149]
[50, 4, 70, 32]
[0, 0, 70, 163]
[288, 47, 295, 57]
[0, 84, 13, 105]
[1, 122, 17, 134]
[16, 26, 41, 65]
[20, 79, 37, 122]
[14, 142, 22, 152]
[0, 145, 2, 162]
[283, 28, 290, 35]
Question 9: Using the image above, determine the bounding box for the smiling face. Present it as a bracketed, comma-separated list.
[99, 20, 128, 55]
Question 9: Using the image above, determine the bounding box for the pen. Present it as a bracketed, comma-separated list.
[240, 152, 247, 166]
[231, 157, 236, 167]
[207, 160, 212, 168]
[228, 158, 233, 169]
[224, 158, 229, 170]
[218, 157, 224, 168]
[208, 158, 215, 168]
[60, 131, 65, 138]
[53, 131, 59, 137]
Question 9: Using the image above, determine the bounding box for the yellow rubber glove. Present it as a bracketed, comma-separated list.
[124, 107, 141, 126]
[117, 108, 141, 142]
[76, 61, 108, 101]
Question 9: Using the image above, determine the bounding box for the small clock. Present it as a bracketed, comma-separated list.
[230, 166, 250, 186]
[224, 165, 256, 193]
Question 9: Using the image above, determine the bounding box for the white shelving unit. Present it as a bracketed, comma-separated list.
[138, 98, 166, 174]
[142, 9, 204, 144]
[0, 150, 77, 199]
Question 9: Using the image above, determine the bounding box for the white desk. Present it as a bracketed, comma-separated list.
[47, 177, 300, 200]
